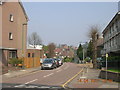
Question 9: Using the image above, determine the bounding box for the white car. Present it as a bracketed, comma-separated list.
[58, 59, 63, 66]
[41, 58, 56, 70]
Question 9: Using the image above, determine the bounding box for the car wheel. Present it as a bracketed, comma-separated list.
[54, 65, 57, 69]
[41, 67, 44, 70]
[51, 66, 54, 69]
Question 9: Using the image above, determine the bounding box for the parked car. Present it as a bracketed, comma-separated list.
[53, 59, 59, 67]
[57, 58, 63, 66]
[41, 58, 56, 70]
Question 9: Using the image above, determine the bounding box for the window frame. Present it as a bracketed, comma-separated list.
[9, 32, 13, 40]
[9, 51, 17, 58]
[28, 53, 31, 58]
[9, 14, 14, 22]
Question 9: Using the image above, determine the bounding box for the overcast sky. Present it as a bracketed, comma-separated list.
[22, 2, 118, 47]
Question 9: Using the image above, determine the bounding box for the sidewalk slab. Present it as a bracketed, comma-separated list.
[1, 66, 41, 82]
[67, 66, 119, 88]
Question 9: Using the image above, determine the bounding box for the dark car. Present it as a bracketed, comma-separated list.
[53, 59, 59, 67]
[57, 58, 63, 66]
[41, 58, 56, 70]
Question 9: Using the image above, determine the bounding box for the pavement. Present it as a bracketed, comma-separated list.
[1, 66, 41, 82]
[66, 63, 119, 89]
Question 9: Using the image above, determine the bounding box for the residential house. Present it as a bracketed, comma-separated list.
[0, 1, 28, 67]
[54, 44, 75, 59]
[102, 11, 120, 55]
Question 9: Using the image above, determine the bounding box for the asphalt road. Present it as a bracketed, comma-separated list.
[2, 62, 83, 88]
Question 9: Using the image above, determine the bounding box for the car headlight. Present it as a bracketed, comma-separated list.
[48, 64, 52, 67]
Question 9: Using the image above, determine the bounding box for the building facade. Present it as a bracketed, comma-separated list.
[102, 11, 120, 55]
[0, 1, 28, 66]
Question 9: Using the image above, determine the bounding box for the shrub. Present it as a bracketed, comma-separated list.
[64, 57, 73, 62]
[101, 56, 120, 68]
[85, 57, 91, 62]
[8, 58, 23, 67]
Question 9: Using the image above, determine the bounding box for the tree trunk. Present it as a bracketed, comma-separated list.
[92, 38, 97, 69]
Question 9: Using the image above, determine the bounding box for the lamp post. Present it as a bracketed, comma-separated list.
[106, 53, 108, 80]
[103, 49, 108, 80]
[83, 48, 85, 62]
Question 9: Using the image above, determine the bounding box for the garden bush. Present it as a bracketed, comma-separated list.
[8, 58, 23, 67]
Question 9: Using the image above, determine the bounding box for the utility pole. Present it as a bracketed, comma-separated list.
[83, 48, 85, 63]
[106, 53, 108, 80]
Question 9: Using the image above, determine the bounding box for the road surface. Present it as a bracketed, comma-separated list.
[2, 62, 83, 88]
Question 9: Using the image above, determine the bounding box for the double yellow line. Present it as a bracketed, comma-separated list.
[61, 68, 84, 88]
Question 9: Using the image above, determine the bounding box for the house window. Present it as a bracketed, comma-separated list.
[9, 14, 14, 22]
[9, 51, 16, 58]
[28, 53, 30, 57]
[9, 32, 13, 40]
[0, 1, 2, 5]
[32, 53, 34, 57]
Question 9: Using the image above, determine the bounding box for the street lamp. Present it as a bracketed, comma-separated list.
[103, 49, 108, 80]
[106, 52, 108, 80]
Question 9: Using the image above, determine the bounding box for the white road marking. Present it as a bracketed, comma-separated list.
[43, 73, 54, 78]
[4, 73, 10, 75]
[56, 69, 62, 72]
[64, 64, 69, 70]
[80, 77, 87, 79]
[14, 79, 38, 87]
[25, 79, 38, 84]
[20, 70, 26, 71]
[14, 84, 25, 87]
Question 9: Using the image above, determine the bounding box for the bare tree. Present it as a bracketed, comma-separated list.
[47, 43, 56, 58]
[28, 32, 42, 48]
[88, 26, 100, 69]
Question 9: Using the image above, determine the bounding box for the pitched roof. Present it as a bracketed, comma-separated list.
[19, 1, 29, 21]
[102, 11, 120, 34]
[0, 0, 29, 21]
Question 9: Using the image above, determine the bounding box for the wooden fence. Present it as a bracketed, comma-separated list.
[23, 57, 41, 68]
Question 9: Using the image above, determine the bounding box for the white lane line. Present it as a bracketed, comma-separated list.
[64, 64, 69, 70]
[25, 79, 38, 84]
[43, 73, 54, 78]
[14, 79, 38, 88]
[56, 69, 62, 72]
[80, 77, 87, 79]
[14, 84, 25, 87]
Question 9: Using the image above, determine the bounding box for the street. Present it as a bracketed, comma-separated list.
[2, 62, 83, 88]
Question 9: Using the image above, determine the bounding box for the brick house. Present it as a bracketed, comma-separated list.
[0, 1, 28, 67]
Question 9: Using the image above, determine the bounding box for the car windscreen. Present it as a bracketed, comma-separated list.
[43, 60, 53, 63]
